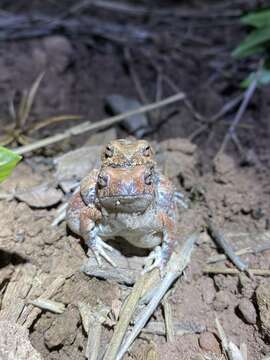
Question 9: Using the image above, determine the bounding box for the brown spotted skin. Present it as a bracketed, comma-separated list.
[66, 139, 178, 271]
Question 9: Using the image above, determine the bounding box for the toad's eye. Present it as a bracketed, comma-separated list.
[97, 174, 108, 188]
[143, 145, 152, 157]
[104, 145, 114, 158]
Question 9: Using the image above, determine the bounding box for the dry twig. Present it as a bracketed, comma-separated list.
[189, 94, 243, 141]
[13, 92, 186, 155]
[207, 247, 252, 264]
[204, 266, 270, 276]
[103, 274, 147, 360]
[161, 73, 205, 123]
[162, 293, 174, 343]
[124, 48, 150, 105]
[215, 317, 245, 360]
[0, 12, 153, 43]
[66, 0, 242, 18]
[139, 51, 205, 124]
[140, 320, 205, 336]
[207, 242, 270, 264]
[28, 299, 65, 314]
[207, 220, 248, 272]
[86, 304, 110, 360]
[217, 67, 260, 156]
[19, 274, 72, 328]
[115, 232, 198, 360]
[124, 47, 165, 131]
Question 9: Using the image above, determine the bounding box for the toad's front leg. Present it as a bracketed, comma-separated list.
[144, 212, 177, 273]
[80, 207, 116, 267]
[144, 172, 178, 274]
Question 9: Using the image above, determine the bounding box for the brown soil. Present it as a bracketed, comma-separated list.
[0, 1, 270, 360]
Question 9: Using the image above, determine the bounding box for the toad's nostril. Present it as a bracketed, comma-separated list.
[98, 174, 108, 188]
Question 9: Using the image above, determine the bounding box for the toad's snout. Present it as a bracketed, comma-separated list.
[97, 165, 154, 213]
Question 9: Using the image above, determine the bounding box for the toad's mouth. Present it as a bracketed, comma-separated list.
[98, 194, 153, 213]
[98, 194, 153, 199]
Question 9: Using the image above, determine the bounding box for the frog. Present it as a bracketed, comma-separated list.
[66, 139, 178, 272]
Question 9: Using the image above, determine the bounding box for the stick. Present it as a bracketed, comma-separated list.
[28, 299, 65, 314]
[139, 52, 205, 124]
[102, 274, 146, 360]
[124, 47, 150, 106]
[140, 320, 205, 336]
[19, 274, 72, 327]
[215, 317, 229, 354]
[218, 71, 259, 155]
[116, 232, 198, 360]
[86, 305, 109, 360]
[69, 1, 241, 18]
[189, 94, 243, 141]
[207, 243, 270, 264]
[210, 94, 243, 123]
[207, 247, 252, 264]
[207, 220, 248, 271]
[161, 74, 205, 123]
[87, 320, 102, 360]
[204, 266, 270, 276]
[0, 13, 154, 43]
[13, 92, 186, 155]
[162, 294, 174, 343]
[154, 71, 163, 121]
[216, 317, 245, 360]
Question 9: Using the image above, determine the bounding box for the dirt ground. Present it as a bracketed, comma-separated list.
[0, 1, 270, 360]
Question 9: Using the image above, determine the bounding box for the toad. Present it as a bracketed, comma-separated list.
[67, 139, 178, 272]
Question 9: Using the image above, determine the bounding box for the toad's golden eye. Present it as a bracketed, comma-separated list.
[143, 145, 152, 157]
[104, 145, 114, 158]
[98, 174, 108, 188]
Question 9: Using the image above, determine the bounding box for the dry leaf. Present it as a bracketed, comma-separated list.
[15, 183, 63, 208]
[54, 145, 101, 191]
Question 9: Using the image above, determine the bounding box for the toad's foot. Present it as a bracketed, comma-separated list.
[86, 236, 116, 267]
[143, 246, 166, 275]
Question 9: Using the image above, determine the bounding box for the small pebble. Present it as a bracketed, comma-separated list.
[213, 274, 238, 293]
[239, 273, 256, 298]
[213, 290, 231, 311]
[198, 332, 220, 353]
[201, 278, 216, 305]
[237, 298, 257, 325]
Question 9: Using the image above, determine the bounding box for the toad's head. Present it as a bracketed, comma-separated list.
[96, 164, 155, 213]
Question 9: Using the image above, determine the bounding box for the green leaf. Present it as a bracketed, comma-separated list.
[241, 9, 270, 28]
[232, 27, 270, 57]
[0, 147, 22, 183]
[241, 68, 270, 88]
[232, 44, 265, 58]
